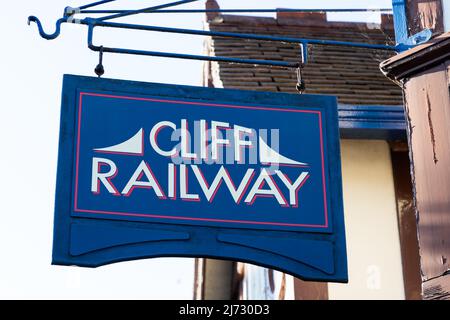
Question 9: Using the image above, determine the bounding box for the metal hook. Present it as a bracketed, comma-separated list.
[296, 67, 305, 94]
[27, 16, 67, 40]
[296, 44, 307, 94]
[95, 46, 105, 77]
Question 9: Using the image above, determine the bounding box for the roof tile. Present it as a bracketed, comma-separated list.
[205, 13, 402, 105]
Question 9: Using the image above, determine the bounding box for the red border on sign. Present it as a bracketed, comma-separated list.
[73, 92, 329, 229]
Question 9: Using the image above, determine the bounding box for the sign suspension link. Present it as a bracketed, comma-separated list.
[95, 45, 105, 77]
[296, 44, 307, 94]
[296, 66, 305, 94]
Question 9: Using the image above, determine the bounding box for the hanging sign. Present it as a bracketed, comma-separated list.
[53, 74, 347, 282]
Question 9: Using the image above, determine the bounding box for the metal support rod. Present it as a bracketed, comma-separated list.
[87, 24, 298, 68]
[28, 1, 404, 69]
[392, 0, 409, 45]
[27, 16, 68, 40]
[80, 8, 393, 14]
[98, 0, 200, 21]
[27, 15, 400, 51]
[91, 19, 398, 51]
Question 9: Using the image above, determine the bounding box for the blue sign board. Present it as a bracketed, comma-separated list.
[53, 74, 347, 282]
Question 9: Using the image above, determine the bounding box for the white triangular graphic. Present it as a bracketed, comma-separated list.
[94, 128, 143, 155]
[259, 136, 308, 166]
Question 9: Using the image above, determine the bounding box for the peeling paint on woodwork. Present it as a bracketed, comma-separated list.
[379, 22, 450, 300]
[403, 96, 419, 224]
[403, 93, 425, 289]
[423, 273, 450, 300]
[423, 283, 450, 300]
[426, 92, 438, 164]
[407, 0, 445, 35]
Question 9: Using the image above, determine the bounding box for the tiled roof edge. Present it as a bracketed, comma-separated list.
[209, 14, 394, 31]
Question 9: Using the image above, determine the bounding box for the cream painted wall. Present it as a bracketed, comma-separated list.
[328, 140, 405, 300]
[204, 140, 405, 300]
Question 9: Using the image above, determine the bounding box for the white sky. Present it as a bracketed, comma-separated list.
[0, 0, 391, 299]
